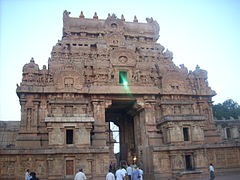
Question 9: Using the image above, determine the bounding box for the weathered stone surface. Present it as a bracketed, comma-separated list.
[0, 11, 240, 180]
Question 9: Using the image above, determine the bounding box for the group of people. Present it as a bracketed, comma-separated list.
[73, 164, 143, 180]
[25, 169, 40, 180]
[26, 163, 215, 180]
[106, 164, 143, 180]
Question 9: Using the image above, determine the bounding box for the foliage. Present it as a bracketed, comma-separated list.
[213, 99, 240, 120]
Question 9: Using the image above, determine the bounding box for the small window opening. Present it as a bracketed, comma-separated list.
[90, 44, 97, 50]
[66, 129, 73, 144]
[183, 127, 190, 141]
[226, 128, 231, 139]
[119, 71, 128, 85]
[111, 23, 117, 28]
[185, 155, 194, 170]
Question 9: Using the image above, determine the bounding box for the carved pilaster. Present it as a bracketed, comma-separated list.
[33, 100, 40, 130]
[144, 100, 156, 124]
[39, 98, 48, 125]
[19, 99, 27, 130]
[91, 99, 112, 146]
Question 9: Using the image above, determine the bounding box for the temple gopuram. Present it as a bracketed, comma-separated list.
[0, 10, 240, 180]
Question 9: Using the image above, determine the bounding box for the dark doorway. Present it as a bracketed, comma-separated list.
[226, 128, 231, 139]
[185, 155, 194, 170]
[183, 127, 190, 141]
[105, 100, 136, 165]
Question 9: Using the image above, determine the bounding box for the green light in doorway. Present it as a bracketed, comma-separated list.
[119, 71, 128, 85]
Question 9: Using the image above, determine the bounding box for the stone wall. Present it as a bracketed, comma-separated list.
[1, 11, 240, 180]
[0, 149, 109, 180]
[0, 121, 19, 148]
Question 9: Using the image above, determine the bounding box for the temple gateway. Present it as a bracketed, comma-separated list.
[0, 11, 240, 180]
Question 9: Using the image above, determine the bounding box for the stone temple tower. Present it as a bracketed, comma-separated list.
[1, 10, 240, 180]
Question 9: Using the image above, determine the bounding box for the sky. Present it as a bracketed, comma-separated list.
[0, 0, 240, 121]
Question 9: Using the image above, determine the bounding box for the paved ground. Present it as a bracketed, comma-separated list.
[193, 173, 240, 180]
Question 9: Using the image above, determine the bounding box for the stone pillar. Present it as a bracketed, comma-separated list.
[33, 100, 40, 131]
[19, 99, 27, 131]
[91, 99, 111, 146]
[207, 101, 215, 124]
[136, 98, 156, 180]
[232, 127, 239, 139]
[39, 98, 48, 124]
[143, 98, 158, 146]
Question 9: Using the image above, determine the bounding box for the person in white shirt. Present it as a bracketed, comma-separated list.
[132, 165, 140, 180]
[209, 163, 215, 180]
[25, 169, 30, 180]
[74, 168, 87, 180]
[115, 166, 126, 180]
[121, 167, 127, 178]
[106, 169, 115, 180]
[126, 164, 133, 180]
[138, 168, 143, 180]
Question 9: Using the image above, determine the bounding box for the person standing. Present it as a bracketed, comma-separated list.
[121, 166, 127, 179]
[29, 172, 39, 180]
[109, 162, 113, 171]
[106, 169, 115, 180]
[126, 164, 133, 180]
[209, 163, 215, 180]
[74, 169, 87, 180]
[25, 169, 30, 180]
[132, 165, 140, 180]
[138, 167, 143, 180]
[115, 166, 125, 180]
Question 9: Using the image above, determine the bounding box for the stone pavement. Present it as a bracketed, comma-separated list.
[192, 173, 240, 180]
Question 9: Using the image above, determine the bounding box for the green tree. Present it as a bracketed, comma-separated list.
[212, 99, 240, 120]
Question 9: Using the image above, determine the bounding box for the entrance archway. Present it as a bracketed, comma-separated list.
[105, 100, 138, 167]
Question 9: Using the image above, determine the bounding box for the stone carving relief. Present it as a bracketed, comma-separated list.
[163, 49, 173, 61]
[107, 65, 115, 82]
[110, 48, 136, 67]
[92, 68, 109, 85]
[131, 68, 161, 86]
[179, 64, 188, 74]
[53, 63, 84, 90]
[104, 14, 125, 33]
[186, 65, 216, 95]
[162, 72, 189, 94]
[39, 65, 53, 84]
[64, 77, 74, 87]
[0, 160, 15, 176]
[118, 56, 128, 63]
[63, 10, 71, 19]
[22, 58, 40, 85]
[105, 32, 125, 47]
[21, 58, 53, 86]
[35, 160, 47, 176]
[146, 17, 160, 40]
[172, 154, 184, 170]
